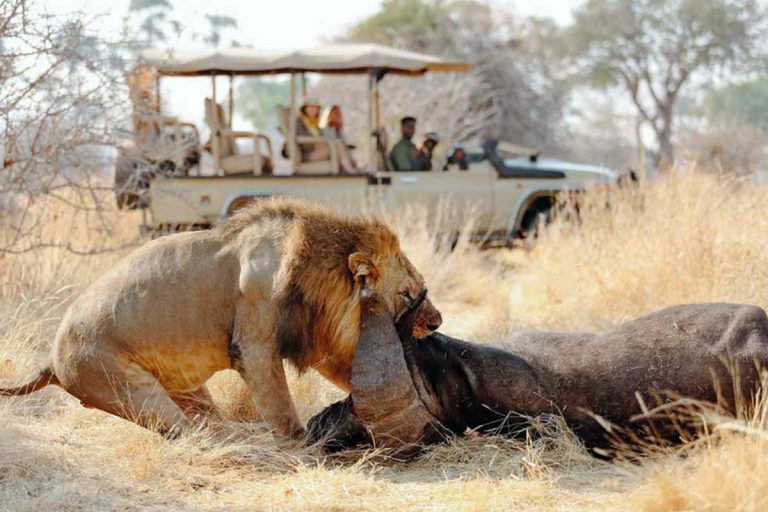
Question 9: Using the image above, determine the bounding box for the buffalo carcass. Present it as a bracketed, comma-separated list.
[309, 292, 768, 457]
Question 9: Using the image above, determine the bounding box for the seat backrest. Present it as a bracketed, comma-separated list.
[376, 127, 393, 172]
[276, 105, 339, 174]
[205, 98, 235, 158]
[276, 105, 300, 166]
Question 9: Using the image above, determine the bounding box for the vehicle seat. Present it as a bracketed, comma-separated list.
[276, 105, 339, 175]
[129, 68, 200, 171]
[375, 127, 393, 172]
[205, 98, 273, 175]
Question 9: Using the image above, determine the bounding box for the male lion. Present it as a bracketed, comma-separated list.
[0, 199, 442, 438]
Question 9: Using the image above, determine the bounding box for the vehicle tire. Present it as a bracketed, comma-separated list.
[514, 196, 555, 248]
[521, 207, 552, 240]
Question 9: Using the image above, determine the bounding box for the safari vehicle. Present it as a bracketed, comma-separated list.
[115, 44, 614, 239]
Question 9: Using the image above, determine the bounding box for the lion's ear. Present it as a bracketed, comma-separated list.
[348, 252, 379, 284]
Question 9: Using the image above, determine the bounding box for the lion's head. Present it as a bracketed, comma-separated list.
[252, 200, 442, 391]
[347, 251, 442, 339]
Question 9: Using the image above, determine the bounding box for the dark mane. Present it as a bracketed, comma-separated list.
[218, 197, 401, 371]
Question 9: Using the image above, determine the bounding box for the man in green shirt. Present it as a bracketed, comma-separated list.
[389, 116, 429, 171]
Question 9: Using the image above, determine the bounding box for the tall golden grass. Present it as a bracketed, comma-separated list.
[1, 170, 768, 510]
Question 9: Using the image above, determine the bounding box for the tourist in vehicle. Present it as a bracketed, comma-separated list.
[389, 116, 430, 172]
[419, 132, 440, 171]
[297, 98, 326, 160]
[297, 99, 356, 174]
[320, 105, 358, 173]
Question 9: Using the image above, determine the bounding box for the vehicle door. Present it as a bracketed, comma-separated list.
[387, 164, 494, 233]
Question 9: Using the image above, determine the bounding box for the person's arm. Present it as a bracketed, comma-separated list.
[296, 118, 309, 137]
[413, 151, 429, 171]
[415, 140, 436, 171]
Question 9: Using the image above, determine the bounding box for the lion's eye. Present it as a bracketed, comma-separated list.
[399, 291, 414, 304]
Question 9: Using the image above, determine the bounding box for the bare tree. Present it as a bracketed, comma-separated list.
[339, 0, 569, 150]
[0, 0, 135, 254]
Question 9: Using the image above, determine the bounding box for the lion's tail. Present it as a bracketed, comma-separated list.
[0, 359, 59, 396]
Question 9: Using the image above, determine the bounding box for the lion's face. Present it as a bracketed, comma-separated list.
[348, 251, 442, 339]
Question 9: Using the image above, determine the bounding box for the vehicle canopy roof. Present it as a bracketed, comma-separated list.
[139, 44, 471, 77]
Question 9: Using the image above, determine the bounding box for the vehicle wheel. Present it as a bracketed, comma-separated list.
[521, 207, 552, 239]
[516, 200, 554, 249]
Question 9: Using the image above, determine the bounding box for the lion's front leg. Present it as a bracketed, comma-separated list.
[234, 342, 305, 439]
[235, 259, 305, 440]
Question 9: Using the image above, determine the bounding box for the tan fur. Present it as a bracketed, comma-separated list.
[0, 198, 441, 438]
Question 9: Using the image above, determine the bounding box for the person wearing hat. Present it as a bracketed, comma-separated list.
[418, 131, 440, 171]
[296, 99, 357, 174]
[389, 116, 438, 171]
[297, 98, 326, 162]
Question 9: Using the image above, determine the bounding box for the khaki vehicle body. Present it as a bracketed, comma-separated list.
[120, 45, 614, 237]
[149, 147, 613, 236]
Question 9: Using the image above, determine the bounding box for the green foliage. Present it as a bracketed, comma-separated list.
[203, 14, 238, 47]
[345, 0, 453, 51]
[127, 1, 239, 48]
[706, 77, 768, 131]
[204, 14, 237, 29]
[565, 0, 764, 88]
[129, 0, 172, 12]
[128, 0, 176, 44]
[562, 0, 767, 164]
[237, 78, 291, 130]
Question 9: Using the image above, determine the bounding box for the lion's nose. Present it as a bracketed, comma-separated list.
[427, 314, 442, 331]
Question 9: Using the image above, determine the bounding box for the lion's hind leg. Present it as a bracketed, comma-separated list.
[65, 358, 190, 437]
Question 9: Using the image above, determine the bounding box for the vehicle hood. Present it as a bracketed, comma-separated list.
[503, 156, 615, 183]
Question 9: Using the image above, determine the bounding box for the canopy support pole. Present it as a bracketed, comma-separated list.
[155, 74, 161, 113]
[367, 71, 375, 172]
[288, 73, 297, 172]
[228, 75, 234, 129]
[368, 68, 385, 173]
[211, 74, 220, 175]
[301, 72, 307, 98]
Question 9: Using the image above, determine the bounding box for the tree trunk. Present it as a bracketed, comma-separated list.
[654, 106, 674, 171]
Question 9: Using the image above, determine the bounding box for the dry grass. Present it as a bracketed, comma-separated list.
[1, 170, 768, 510]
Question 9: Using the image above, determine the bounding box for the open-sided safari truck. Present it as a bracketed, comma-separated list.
[115, 44, 614, 239]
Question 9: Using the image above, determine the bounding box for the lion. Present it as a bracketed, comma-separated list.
[0, 198, 442, 438]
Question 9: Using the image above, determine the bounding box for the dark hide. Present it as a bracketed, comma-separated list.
[308, 302, 768, 456]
